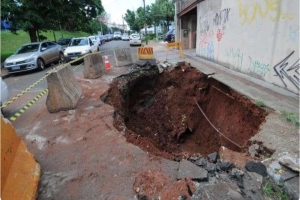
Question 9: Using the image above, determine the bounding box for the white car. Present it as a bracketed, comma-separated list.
[122, 33, 129, 41]
[88, 36, 101, 50]
[129, 34, 142, 46]
[1, 77, 9, 108]
[64, 37, 98, 62]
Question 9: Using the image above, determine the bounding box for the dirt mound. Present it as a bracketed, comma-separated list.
[101, 63, 268, 160]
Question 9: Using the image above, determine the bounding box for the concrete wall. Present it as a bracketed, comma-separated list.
[196, 0, 299, 94]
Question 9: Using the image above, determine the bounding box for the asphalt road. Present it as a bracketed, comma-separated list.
[2, 40, 138, 123]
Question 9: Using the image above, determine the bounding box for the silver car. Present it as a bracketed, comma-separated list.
[4, 41, 64, 73]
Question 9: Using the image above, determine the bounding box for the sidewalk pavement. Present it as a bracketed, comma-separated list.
[147, 41, 299, 114]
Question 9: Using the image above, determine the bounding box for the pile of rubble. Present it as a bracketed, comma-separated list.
[133, 147, 299, 200]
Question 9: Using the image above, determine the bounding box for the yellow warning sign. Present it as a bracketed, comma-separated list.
[166, 42, 184, 58]
[138, 47, 154, 60]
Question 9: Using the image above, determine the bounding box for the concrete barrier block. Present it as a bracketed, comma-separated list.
[83, 53, 107, 79]
[1, 117, 40, 199]
[114, 48, 133, 67]
[46, 64, 82, 113]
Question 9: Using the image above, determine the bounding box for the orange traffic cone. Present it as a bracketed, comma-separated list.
[105, 55, 111, 70]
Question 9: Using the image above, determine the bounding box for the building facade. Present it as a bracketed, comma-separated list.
[175, 0, 299, 94]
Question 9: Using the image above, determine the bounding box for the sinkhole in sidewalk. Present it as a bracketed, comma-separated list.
[101, 62, 268, 160]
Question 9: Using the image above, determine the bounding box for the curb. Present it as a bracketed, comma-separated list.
[2, 73, 12, 80]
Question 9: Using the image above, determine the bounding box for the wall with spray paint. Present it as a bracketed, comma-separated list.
[196, 0, 299, 94]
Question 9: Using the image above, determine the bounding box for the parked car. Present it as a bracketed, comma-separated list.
[56, 37, 73, 50]
[164, 29, 175, 43]
[1, 77, 9, 108]
[98, 35, 106, 45]
[88, 35, 101, 50]
[122, 33, 129, 41]
[104, 34, 112, 42]
[107, 34, 113, 41]
[113, 31, 122, 40]
[3, 41, 64, 73]
[64, 37, 97, 62]
[129, 34, 142, 46]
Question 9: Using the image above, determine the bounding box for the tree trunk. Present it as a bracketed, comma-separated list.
[28, 28, 37, 42]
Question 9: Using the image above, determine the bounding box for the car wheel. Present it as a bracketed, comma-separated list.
[59, 52, 65, 62]
[37, 58, 45, 70]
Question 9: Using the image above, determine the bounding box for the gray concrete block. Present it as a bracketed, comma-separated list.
[114, 48, 133, 67]
[46, 64, 82, 113]
[177, 160, 208, 181]
[83, 53, 106, 79]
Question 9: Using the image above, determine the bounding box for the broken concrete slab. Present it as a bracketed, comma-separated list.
[264, 159, 298, 185]
[114, 48, 133, 67]
[46, 64, 82, 113]
[177, 160, 208, 181]
[284, 176, 299, 200]
[191, 182, 244, 200]
[242, 171, 264, 200]
[135, 59, 157, 67]
[83, 53, 107, 79]
[278, 152, 300, 172]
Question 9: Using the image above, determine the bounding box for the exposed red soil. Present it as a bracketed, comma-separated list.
[102, 64, 268, 160]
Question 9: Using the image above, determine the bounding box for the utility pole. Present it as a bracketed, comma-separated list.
[143, 0, 148, 45]
[122, 15, 125, 33]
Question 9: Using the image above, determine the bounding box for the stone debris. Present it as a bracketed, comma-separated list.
[248, 143, 260, 158]
[245, 161, 267, 177]
[263, 158, 298, 185]
[284, 176, 299, 200]
[194, 158, 207, 167]
[191, 182, 244, 200]
[218, 162, 233, 172]
[177, 160, 208, 181]
[207, 152, 218, 163]
[278, 152, 300, 172]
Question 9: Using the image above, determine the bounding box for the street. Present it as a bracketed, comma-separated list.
[2, 40, 139, 124]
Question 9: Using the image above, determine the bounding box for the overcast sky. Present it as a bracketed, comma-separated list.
[102, 0, 156, 24]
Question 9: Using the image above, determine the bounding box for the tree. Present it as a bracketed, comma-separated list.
[156, 0, 175, 31]
[1, 0, 104, 42]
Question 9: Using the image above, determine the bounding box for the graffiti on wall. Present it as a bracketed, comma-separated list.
[213, 8, 231, 27]
[248, 56, 270, 77]
[237, 0, 294, 25]
[224, 48, 244, 69]
[273, 51, 299, 90]
[199, 17, 215, 60]
[199, 41, 215, 60]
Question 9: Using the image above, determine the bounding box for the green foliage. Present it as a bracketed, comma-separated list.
[1, 30, 90, 62]
[263, 182, 274, 196]
[281, 111, 299, 126]
[1, 0, 104, 42]
[263, 180, 290, 200]
[124, 0, 174, 33]
[256, 100, 266, 107]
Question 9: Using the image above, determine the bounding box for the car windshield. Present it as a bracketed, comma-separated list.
[69, 38, 88, 46]
[131, 34, 139, 38]
[16, 44, 40, 54]
[114, 32, 121, 35]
